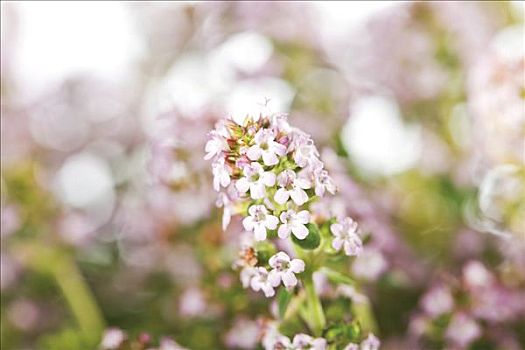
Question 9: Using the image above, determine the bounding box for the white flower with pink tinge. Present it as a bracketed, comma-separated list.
[330, 217, 362, 256]
[204, 130, 227, 160]
[250, 267, 278, 297]
[268, 251, 305, 288]
[212, 159, 231, 191]
[243, 205, 279, 241]
[246, 129, 287, 166]
[275, 170, 312, 206]
[278, 209, 310, 240]
[235, 162, 276, 199]
[314, 169, 336, 197]
[291, 333, 327, 350]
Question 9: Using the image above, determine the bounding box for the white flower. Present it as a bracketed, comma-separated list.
[330, 217, 362, 256]
[291, 133, 322, 169]
[212, 159, 231, 191]
[292, 334, 327, 350]
[343, 344, 359, 350]
[235, 162, 276, 199]
[240, 267, 258, 289]
[360, 333, 380, 350]
[100, 328, 126, 349]
[314, 169, 336, 197]
[243, 205, 279, 241]
[204, 131, 226, 160]
[278, 209, 310, 240]
[246, 129, 287, 166]
[268, 252, 305, 288]
[274, 170, 311, 206]
[250, 267, 278, 297]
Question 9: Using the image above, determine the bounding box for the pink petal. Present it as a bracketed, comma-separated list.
[282, 271, 297, 288]
[278, 224, 291, 239]
[332, 237, 344, 251]
[265, 215, 279, 230]
[274, 188, 290, 204]
[290, 188, 308, 205]
[290, 259, 305, 273]
[246, 145, 261, 160]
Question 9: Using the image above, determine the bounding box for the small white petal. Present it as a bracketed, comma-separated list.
[261, 172, 276, 187]
[274, 188, 290, 204]
[250, 182, 266, 199]
[262, 152, 279, 166]
[268, 270, 281, 287]
[254, 225, 267, 241]
[282, 271, 298, 288]
[246, 145, 261, 160]
[290, 188, 308, 205]
[243, 216, 254, 231]
[290, 259, 305, 273]
[265, 215, 279, 230]
[296, 210, 310, 224]
[278, 224, 291, 239]
[332, 237, 344, 251]
[235, 178, 250, 193]
[292, 224, 309, 240]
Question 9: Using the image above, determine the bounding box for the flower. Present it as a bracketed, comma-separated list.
[212, 159, 231, 191]
[246, 128, 287, 166]
[278, 209, 310, 240]
[291, 334, 327, 350]
[268, 252, 305, 288]
[250, 267, 278, 297]
[235, 162, 276, 199]
[243, 205, 279, 241]
[445, 312, 481, 348]
[330, 217, 362, 256]
[204, 130, 227, 160]
[360, 333, 380, 350]
[100, 328, 127, 349]
[274, 170, 312, 206]
[313, 169, 336, 197]
[420, 285, 454, 317]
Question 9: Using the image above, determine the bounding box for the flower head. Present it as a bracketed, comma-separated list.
[243, 205, 279, 241]
[278, 209, 310, 240]
[330, 217, 362, 256]
[268, 252, 305, 288]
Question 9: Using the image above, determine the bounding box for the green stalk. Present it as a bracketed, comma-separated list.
[15, 242, 105, 345]
[303, 272, 326, 336]
[50, 254, 105, 344]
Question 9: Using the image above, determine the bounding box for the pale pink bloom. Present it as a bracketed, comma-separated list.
[360, 333, 380, 350]
[463, 260, 494, 289]
[179, 287, 207, 317]
[292, 333, 327, 350]
[352, 248, 387, 281]
[158, 337, 188, 350]
[314, 169, 336, 197]
[246, 129, 287, 166]
[330, 217, 362, 256]
[100, 328, 127, 349]
[204, 131, 227, 160]
[250, 267, 278, 297]
[445, 312, 481, 348]
[268, 252, 305, 288]
[343, 343, 359, 350]
[212, 159, 231, 191]
[274, 170, 311, 206]
[240, 267, 258, 289]
[243, 205, 279, 241]
[278, 209, 310, 239]
[225, 318, 260, 350]
[235, 162, 276, 199]
[420, 285, 454, 317]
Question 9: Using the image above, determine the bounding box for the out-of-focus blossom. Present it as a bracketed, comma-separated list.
[330, 218, 362, 256]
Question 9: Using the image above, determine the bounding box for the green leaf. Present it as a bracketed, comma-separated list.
[277, 288, 293, 319]
[292, 223, 321, 250]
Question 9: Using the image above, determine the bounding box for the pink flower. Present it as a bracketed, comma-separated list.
[330, 217, 362, 256]
[242, 205, 279, 241]
[268, 252, 305, 288]
[246, 129, 286, 166]
[235, 162, 276, 199]
[274, 170, 311, 206]
[278, 209, 310, 240]
[445, 312, 481, 348]
[314, 169, 336, 197]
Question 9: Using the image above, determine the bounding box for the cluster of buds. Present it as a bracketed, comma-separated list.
[206, 114, 362, 296]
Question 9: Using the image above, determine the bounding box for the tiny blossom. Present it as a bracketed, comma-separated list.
[243, 205, 279, 241]
[421, 285, 454, 317]
[204, 130, 227, 160]
[330, 217, 362, 256]
[212, 159, 231, 191]
[250, 267, 278, 297]
[275, 170, 312, 206]
[292, 135, 322, 170]
[278, 209, 310, 240]
[246, 128, 287, 166]
[236, 162, 276, 199]
[100, 328, 127, 349]
[445, 312, 481, 348]
[291, 333, 327, 350]
[360, 333, 380, 350]
[313, 169, 336, 197]
[268, 251, 305, 288]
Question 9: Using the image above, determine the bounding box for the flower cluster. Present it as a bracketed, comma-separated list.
[206, 114, 362, 296]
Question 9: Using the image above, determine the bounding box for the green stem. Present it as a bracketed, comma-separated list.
[303, 272, 326, 336]
[15, 242, 105, 345]
[51, 254, 105, 344]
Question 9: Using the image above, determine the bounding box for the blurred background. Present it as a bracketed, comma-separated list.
[1, 2, 524, 349]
